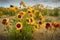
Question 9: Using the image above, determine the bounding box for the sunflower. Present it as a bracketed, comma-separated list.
[10, 4, 14, 8]
[54, 24, 60, 28]
[10, 7, 16, 12]
[16, 22, 22, 30]
[55, 23, 60, 28]
[26, 6, 32, 10]
[14, 6, 19, 10]
[39, 17, 45, 22]
[34, 24, 38, 31]
[32, 9, 35, 13]
[52, 21, 57, 25]
[18, 11, 25, 16]
[10, 5, 19, 12]
[26, 18, 30, 24]
[52, 22, 60, 27]
[51, 21, 58, 27]
[38, 21, 45, 27]
[27, 9, 32, 14]
[29, 13, 35, 17]
[2, 18, 9, 25]
[20, 1, 26, 7]
[45, 23, 54, 30]
[30, 17, 35, 24]
[17, 13, 23, 20]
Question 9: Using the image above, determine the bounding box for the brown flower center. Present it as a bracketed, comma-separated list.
[2, 19, 7, 25]
[55, 24, 59, 27]
[39, 21, 42, 24]
[46, 23, 50, 26]
[16, 24, 21, 28]
[18, 15, 21, 18]
[35, 25, 37, 28]
[28, 11, 31, 13]
[10, 5, 14, 7]
[45, 23, 50, 29]
[20, 13, 23, 15]
[39, 18, 42, 20]
[26, 19, 29, 22]
[30, 19, 33, 22]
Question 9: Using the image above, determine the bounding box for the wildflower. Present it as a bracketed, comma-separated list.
[20, 1, 26, 7]
[17, 13, 23, 20]
[16, 22, 22, 30]
[51, 21, 60, 28]
[2, 18, 9, 25]
[18, 11, 25, 16]
[10, 4, 14, 8]
[51, 21, 57, 26]
[10, 7, 16, 12]
[30, 17, 35, 24]
[39, 21, 45, 27]
[29, 13, 35, 17]
[34, 24, 38, 31]
[26, 18, 30, 24]
[10, 5, 18, 12]
[26, 6, 32, 10]
[39, 17, 45, 21]
[32, 9, 35, 13]
[45, 23, 54, 30]
[27, 9, 32, 14]
[14, 6, 19, 10]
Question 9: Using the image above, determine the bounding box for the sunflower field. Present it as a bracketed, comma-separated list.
[0, 1, 60, 40]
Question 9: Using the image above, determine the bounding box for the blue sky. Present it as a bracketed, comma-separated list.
[0, 0, 60, 8]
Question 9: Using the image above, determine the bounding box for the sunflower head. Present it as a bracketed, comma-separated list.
[16, 22, 22, 30]
[10, 7, 16, 12]
[39, 17, 45, 21]
[52, 21, 60, 28]
[29, 13, 35, 17]
[45, 23, 54, 30]
[2, 18, 9, 25]
[26, 18, 30, 24]
[34, 24, 38, 31]
[19, 11, 25, 16]
[27, 9, 32, 14]
[20, 1, 26, 7]
[27, 6, 32, 10]
[32, 10, 35, 13]
[45, 23, 50, 29]
[14, 6, 19, 10]
[54, 23, 60, 28]
[52, 21, 58, 27]
[30, 17, 35, 24]
[17, 13, 23, 20]
[39, 21, 45, 27]
[52, 21, 57, 25]
[10, 4, 14, 8]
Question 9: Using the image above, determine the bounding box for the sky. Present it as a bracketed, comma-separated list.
[0, 0, 60, 8]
